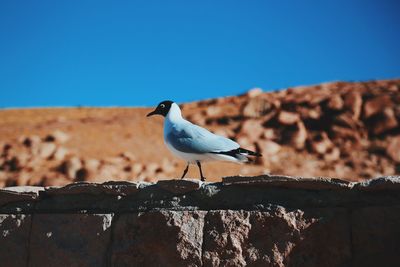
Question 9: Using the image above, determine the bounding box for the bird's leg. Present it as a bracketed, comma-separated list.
[196, 161, 206, 181]
[181, 163, 189, 179]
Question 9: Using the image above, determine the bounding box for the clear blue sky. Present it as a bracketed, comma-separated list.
[1, 0, 399, 108]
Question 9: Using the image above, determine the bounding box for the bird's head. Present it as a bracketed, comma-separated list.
[147, 100, 174, 117]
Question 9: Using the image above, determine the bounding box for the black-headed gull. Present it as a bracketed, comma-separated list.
[147, 100, 261, 181]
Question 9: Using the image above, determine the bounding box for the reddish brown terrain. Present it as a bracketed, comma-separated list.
[0, 79, 399, 187]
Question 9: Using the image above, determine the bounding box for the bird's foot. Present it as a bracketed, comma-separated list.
[200, 177, 206, 182]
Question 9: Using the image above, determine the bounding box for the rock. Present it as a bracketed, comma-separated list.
[344, 91, 362, 120]
[257, 140, 281, 156]
[246, 88, 263, 98]
[45, 181, 140, 196]
[203, 208, 351, 267]
[222, 174, 350, 190]
[291, 121, 307, 150]
[242, 98, 273, 118]
[334, 112, 359, 129]
[372, 108, 398, 135]
[97, 164, 120, 181]
[386, 136, 400, 163]
[278, 111, 300, 125]
[145, 162, 160, 174]
[42, 175, 71, 187]
[0, 187, 39, 206]
[0, 214, 32, 267]
[111, 211, 206, 267]
[351, 206, 400, 267]
[38, 142, 57, 159]
[45, 130, 70, 143]
[21, 135, 41, 148]
[331, 125, 360, 140]
[131, 163, 144, 175]
[84, 158, 101, 172]
[157, 179, 202, 194]
[53, 147, 69, 161]
[323, 147, 340, 162]
[364, 95, 393, 118]
[327, 94, 344, 110]
[29, 214, 112, 267]
[262, 128, 276, 140]
[298, 106, 322, 120]
[353, 176, 400, 191]
[205, 106, 222, 117]
[6, 153, 29, 171]
[310, 132, 334, 155]
[239, 119, 264, 141]
[16, 171, 31, 186]
[75, 168, 89, 181]
[60, 157, 82, 179]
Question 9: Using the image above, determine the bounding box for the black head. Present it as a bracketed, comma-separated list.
[147, 100, 174, 117]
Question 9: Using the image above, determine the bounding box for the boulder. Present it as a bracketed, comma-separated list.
[21, 135, 41, 148]
[262, 128, 277, 140]
[38, 142, 57, 159]
[291, 121, 307, 150]
[327, 94, 344, 110]
[257, 140, 281, 156]
[372, 108, 398, 135]
[45, 130, 70, 143]
[323, 147, 341, 162]
[310, 132, 334, 155]
[344, 91, 362, 120]
[242, 98, 273, 118]
[364, 95, 393, 118]
[53, 146, 69, 161]
[278, 111, 300, 125]
[60, 157, 82, 179]
[239, 119, 265, 141]
[246, 88, 263, 98]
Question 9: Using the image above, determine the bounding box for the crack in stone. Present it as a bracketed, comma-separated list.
[105, 213, 119, 267]
[200, 211, 209, 267]
[26, 202, 37, 267]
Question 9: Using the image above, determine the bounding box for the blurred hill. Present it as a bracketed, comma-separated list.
[0, 79, 399, 187]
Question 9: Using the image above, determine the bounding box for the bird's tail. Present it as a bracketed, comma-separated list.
[238, 148, 262, 157]
[212, 148, 262, 163]
[235, 148, 262, 163]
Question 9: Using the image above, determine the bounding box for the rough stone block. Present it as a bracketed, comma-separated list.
[202, 208, 351, 267]
[352, 206, 400, 267]
[111, 210, 206, 267]
[0, 214, 31, 267]
[29, 213, 113, 267]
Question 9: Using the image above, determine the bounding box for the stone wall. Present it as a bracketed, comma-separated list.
[1, 175, 400, 267]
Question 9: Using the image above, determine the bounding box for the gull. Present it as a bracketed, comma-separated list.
[147, 100, 261, 181]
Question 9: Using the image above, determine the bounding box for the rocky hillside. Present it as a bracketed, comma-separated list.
[0, 79, 399, 187]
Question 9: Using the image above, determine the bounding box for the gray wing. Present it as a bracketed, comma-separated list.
[166, 122, 239, 154]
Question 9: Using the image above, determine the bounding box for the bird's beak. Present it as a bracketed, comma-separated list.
[146, 110, 157, 117]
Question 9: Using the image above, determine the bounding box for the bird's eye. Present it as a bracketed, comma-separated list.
[160, 104, 165, 108]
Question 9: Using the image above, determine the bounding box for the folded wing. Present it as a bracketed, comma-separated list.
[166, 122, 239, 154]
